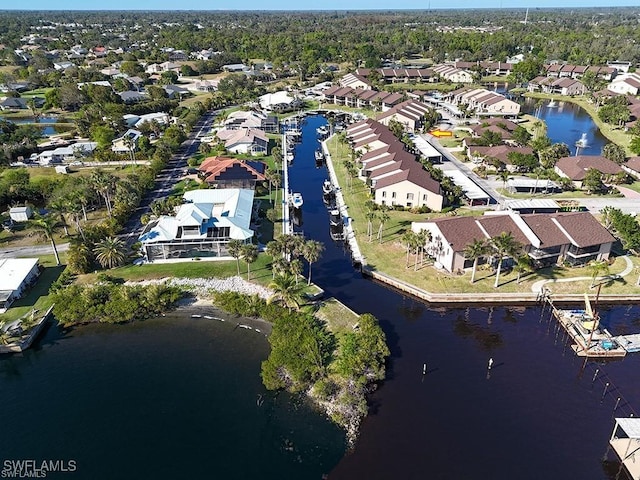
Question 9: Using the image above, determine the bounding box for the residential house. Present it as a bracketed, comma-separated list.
[347, 119, 444, 211]
[9, 206, 33, 222]
[373, 162, 444, 211]
[376, 100, 431, 132]
[112, 129, 142, 153]
[49, 141, 97, 163]
[412, 211, 615, 273]
[223, 110, 278, 133]
[222, 63, 248, 72]
[258, 91, 296, 111]
[0, 97, 28, 110]
[164, 84, 190, 100]
[138, 189, 255, 263]
[467, 145, 535, 172]
[119, 90, 147, 104]
[216, 129, 269, 155]
[433, 64, 474, 83]
[198, 156, 266, 189]
[0, 258, 40, 313]
[608, 73, 640, 96]
[339, 73, 372, 90]
[554, 155, 624, 188]
[622, 157, 640, 179]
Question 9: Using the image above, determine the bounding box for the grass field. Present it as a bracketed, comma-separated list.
[325, 134, 640, 296]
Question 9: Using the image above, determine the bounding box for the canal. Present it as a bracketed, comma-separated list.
[0, 114, 638, 480]
[287, 115, 640, 480]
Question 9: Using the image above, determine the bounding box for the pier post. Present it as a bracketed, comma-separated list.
[614, 397, 621, 411]
[592, 368, 599, 382]
[423, 363, 427, 375]
[488, 358, 494, 370]
[601, 382, 610, 400]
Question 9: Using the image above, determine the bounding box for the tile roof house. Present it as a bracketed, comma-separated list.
[346, 119, 444, 211]
[554, 155, 623, 188]
[608, 73, 640, 96]
[198, 156, 266, 189]
[376, 100, 431, 132]
[216, 129, 268, 155]
[139, 189, 255, 263]
[412, 211, 615, 272]
[623, 157, 640, 179]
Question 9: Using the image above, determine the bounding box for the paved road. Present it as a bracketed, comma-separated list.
[121, 110, 220, 247]
[0, 242, 69, 259]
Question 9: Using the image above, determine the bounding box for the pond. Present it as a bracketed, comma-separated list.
[0, 116, 67, 137]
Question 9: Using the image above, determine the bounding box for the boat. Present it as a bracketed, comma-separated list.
[315, 149, 325, 166]
[286, 152, 294, 164]
[316, 126, 329, 138]
[549, 294, 627, 358]
[323, 190, 336, 208]
[329, 209, 345, 241]
[322, 179, 333, 195]
[329, 208, 341, 226]
[291, 192, 303, 209]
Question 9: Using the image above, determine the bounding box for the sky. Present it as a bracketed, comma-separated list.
[2, 0, 639, 11]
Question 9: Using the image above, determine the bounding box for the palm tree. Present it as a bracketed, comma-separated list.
[498, 169, 510, 190]
[94, 236, 127, 269]
[123, 134, 136, 165]
[464, 239, 489, 284]
[415, 229, 431, 269]
[514, 255, 534, 284]
[90, 170, 117, 216]
[48, 197, 70, 236]
[588, 259, 610, 288]
[377, 210, 390, 244]
[241, 243, 259, 280]
[401, 230, 418, 268]
[267, 274, 306, 311]
[366, 209, 376, 243]
[31, 214, 61, 266]
[302, 240, 324, 285]
[490, 232, 523, 288]
[227, 239, 244, 276]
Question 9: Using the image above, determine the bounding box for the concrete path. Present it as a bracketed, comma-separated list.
[613, 185, 640, 199]
[530, 255, 634, 293]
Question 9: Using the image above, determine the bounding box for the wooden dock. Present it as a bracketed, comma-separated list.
[610, 418, 640, 480]
[548, 296, 627, 358]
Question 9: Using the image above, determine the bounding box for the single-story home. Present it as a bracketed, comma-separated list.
[139, 189, 255, 263]
[0, 258, 40, 313]
[554, 155, 624, 188]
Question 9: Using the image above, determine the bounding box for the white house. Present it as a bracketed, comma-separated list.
[0, 258, 40, 313]
[608, 73, 640, 96]
[216, 129, 269, 155]
[112, 129, 142, 153]
[9, 206, 33, 222]
[139, 189, 255, 263]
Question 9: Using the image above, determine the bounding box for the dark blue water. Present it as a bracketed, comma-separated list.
[1, 115, 638, 480]
[521, 98, 608, 156]
[0, 312, 346, 479]
[290, 116, 640, 480]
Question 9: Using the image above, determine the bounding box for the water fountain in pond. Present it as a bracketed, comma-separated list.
[575, 132, 588, 154]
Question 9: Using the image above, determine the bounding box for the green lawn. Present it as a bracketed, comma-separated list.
[325, 135, 640, 295]
[315, 297, 360, 334]
[0, 265, 65, 323]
